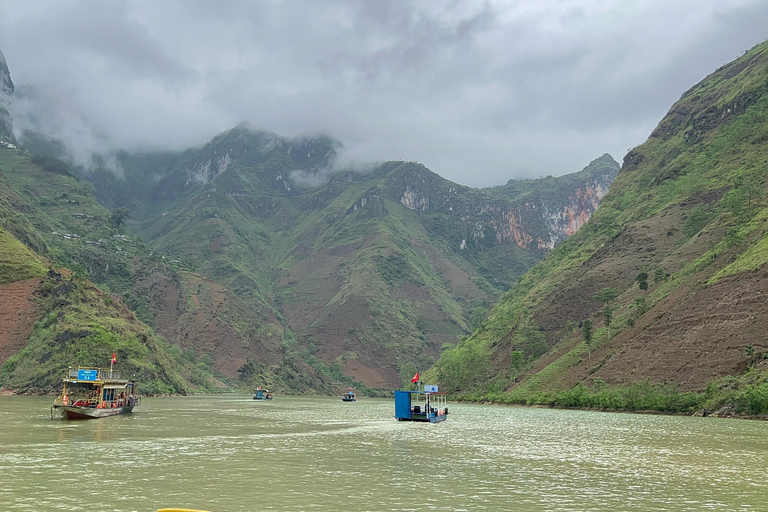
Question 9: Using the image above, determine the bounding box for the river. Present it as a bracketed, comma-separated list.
[0, 395, 766, 511]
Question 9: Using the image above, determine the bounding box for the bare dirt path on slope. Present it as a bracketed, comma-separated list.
[0, 278, 41, 371]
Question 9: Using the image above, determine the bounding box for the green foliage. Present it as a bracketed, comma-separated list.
[682, 204, 714, 239]
[581, 319, 593, 345]
[513, 324, 548, 359]
[0, 229, 48, 284]
[110, 207, 130, 231]
[375, 251, 410, 286]
[603, 305, 613, 337]
[636, 272, 648, 291]
[0, 271, 193, 395]
[593, 287, 618, 305]
[433, 340, 491, 392]
[468, 307, 488, 330]
[548, 380, 705, 413]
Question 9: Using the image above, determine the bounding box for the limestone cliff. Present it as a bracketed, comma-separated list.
[0, 48, 15, 142]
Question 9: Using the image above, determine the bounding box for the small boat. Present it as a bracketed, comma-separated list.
[51, 365, 139, 420]
[341, 390, 356, 402]
[394, 385, 448, 423]
[253, 387, 272, 400]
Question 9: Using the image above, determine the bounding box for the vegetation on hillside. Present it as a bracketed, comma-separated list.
[429, 39, 768, 416]
[0, 268, 199, 395]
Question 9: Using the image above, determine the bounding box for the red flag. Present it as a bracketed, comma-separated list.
[111, 352, 116, 364]
[411, 372, 419, 383]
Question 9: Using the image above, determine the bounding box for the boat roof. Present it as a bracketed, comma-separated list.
[63, 367, 134, 386]
[396, 390, 446, 395]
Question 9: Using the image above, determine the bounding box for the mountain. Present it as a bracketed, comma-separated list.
[0, 48, 14, 142]
[0, 146, 345, 394]
[84, 125, 617, 390]
[431, 40, 768, 416]
[0, 147, 219, 394]
[0, 46, 618, 394]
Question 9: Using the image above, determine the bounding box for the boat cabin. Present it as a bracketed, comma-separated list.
[342, 391, 356, 401]
[55, 367, 138, 408]
[394, 388, 448, 423]
[253, 388, 272, 400]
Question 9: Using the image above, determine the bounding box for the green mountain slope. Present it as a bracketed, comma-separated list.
[80, 125, 616, 390]
[431, 40, 768, 416]
[0, 224, 193, 394]
[0, 146, 344, 394]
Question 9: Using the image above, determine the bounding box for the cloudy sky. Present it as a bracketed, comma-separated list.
[1, 0, 767, 187]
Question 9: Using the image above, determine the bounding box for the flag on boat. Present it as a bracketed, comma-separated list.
[411, 372, 419, 383]
[111, 352, 116, 364]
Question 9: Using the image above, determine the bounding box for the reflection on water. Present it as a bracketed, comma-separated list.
[1, 395, 766, 511]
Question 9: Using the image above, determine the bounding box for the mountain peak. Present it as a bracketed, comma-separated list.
[0, 48, 14, 97]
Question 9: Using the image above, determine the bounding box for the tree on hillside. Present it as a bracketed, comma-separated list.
[582, 319, 593, 362]
[635, 297, 647, 315]
[603, 306, 613, 338]
[636, 272, 648, 291]
[110, 207, 130, 231]
[593, 287, 618, 338]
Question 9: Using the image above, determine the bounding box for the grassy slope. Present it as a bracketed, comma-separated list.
[0, 228, 47, 284]
[429, 40, 768, 415]
[0, 150, 224, 394]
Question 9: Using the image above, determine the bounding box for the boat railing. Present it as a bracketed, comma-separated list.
[53, 396, 99, 407]
[53, 395, 141, 407]
[67, 367, 125, 381]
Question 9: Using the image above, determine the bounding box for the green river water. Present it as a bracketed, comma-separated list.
[0, 395, 766, 511]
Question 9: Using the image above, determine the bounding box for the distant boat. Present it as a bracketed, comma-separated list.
[253, 387, 272, 400]
[341, 390, 356, 402]
[394, 385, 448, 423]
[51, 365, 139, 420]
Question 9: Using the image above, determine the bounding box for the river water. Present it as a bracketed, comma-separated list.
[0, 395, 766, 511]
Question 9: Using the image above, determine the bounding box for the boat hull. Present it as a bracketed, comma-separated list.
[54, 405, 135, 420]
[396, 413, 447, 423]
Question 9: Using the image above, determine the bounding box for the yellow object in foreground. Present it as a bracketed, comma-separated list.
[156, 509, 211, 512]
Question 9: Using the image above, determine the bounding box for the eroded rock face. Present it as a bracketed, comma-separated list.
[393, 154, 619, 252]
[0, 48, 15, 141]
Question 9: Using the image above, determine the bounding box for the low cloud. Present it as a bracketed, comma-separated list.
[1, 0, 767, 187]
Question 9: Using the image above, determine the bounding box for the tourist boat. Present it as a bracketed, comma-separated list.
[51, 365, 139, 420]
[341, 390, 356, 402]
[253, 387, 272, 400]
[394, 385, 448, 423]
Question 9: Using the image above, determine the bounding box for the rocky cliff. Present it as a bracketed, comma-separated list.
[0, 48, 14, 142]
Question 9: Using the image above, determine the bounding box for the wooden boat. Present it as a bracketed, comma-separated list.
[51, 366, 139, 420]
[341, 390, 356, 401]
[253, 387, 272, 400]
[394, 386, 448, 423]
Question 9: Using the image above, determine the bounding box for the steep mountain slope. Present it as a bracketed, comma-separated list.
[0, 149, 325, 394]
[432, 40, 768, 415]
[0, 225, 192, 395]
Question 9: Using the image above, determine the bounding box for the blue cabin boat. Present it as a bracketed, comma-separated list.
[394, 388, 448, 423]
[253, 388, 272, 400]
[342, 390, 356, 402]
